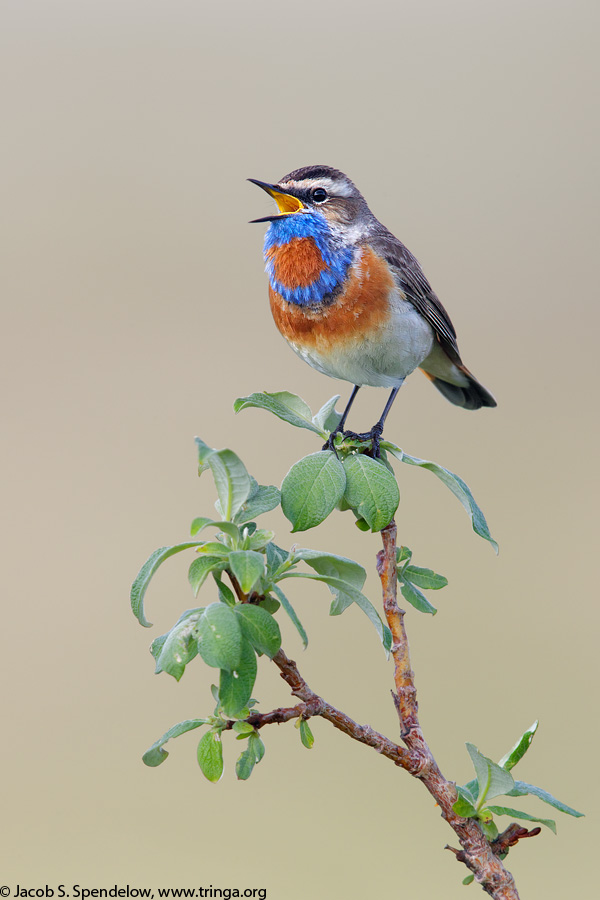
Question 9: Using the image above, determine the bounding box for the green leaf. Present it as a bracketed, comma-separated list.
[342, 453, 400, 532]
[234, 604, 281, 658]
[265, 542, 290, 575]
[486, 805, 557, 834]
[499, 721, 539, 771]
[271, 585, 308, 648]
[131, 543, 204, 627]
[213, 573, 236, 606]
[464, 778, 479, 799]
[258, 595, 280, 614]
[249, 731, 265, 763]
[299, 719, 314, 749]
[397, 545, 412, 564]
[153, 609, 204, 680]
[195, 440, 252, 521]
[281, 451, 346, 532]
[462, 875, 474, 885]
[403, 565, 448, 590]
[235, 731, 266, 780]
[466, 743, 515, 804]
[244, 529, 276, 551]
[508, 782, 584, 818]
[280, 572, 391, 652]
[190, 518, 241, 541]
[189, 516, 213, 535]
[453, 785, 477, 817]
[458, 784, 477, 805]
[219, 637, 258, 717]
[150, 607, 202, 664]
[143, 718, 209, 767]
[294, 548, 366, 589]
[188, 555, 224, 596]
[215, 449, 253, 521]
[382, 442, 498, 552]
[149, 633, 168, 663]
[479, 818, 499, 841]
[194, 541, 230, 556]
[235, 744, 256, 780]
[195, 437, 216, 467]
[399, 578, 437, 615]
[228, 550, 266, 594]
[234, 391, 322, 434]
[197, 729, 224, 783]
[197, 602, 242, 671]
[312, 394, 342, 434]
[235, 484, 281, 524]
[232, 721, 255, 736]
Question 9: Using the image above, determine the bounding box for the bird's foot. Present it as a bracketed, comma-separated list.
[322, 428, 343, 454]
[340, 423, 384, 458]
[321, 426, 346, 456]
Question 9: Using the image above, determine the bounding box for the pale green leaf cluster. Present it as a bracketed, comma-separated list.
[453, 722, 583, 846]
[235, 390, 497, 548]
[396, 546, 448, 615]
[280, 449, 399, 533]
[131, 434, 396, 780]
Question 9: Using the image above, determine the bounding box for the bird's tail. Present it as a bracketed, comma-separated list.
[420, 366, 497, 410]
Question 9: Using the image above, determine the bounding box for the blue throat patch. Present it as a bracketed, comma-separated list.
[263, 212, 354, 307]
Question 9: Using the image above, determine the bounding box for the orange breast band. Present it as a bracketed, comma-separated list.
[269, 246, 394, 351]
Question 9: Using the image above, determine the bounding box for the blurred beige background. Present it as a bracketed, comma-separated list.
[2, 0, 597, 896]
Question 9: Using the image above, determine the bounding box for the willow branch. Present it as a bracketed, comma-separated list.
[377, 520, 521, 899]
[377, 523, 418, 737]
[263, 521, 526, 898]
[224, 701, 322, 730]
[271, 648, 414, 770]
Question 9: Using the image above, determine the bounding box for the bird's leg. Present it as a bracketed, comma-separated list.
[337, 384, 361, 432]
[323, 385, 361, 452]
[343, 386, 401, 458]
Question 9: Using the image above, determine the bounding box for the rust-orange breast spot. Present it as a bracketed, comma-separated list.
[265, 237, 328, 290]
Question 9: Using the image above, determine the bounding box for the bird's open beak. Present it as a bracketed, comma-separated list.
[248, 178, 305, 223]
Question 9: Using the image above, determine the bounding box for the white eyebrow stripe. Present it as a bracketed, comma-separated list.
[279, 176, 355, 198]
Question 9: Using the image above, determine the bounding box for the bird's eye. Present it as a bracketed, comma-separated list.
[311, 187, 328, 203]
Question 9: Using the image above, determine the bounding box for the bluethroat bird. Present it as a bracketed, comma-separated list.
[249, 165, 496, 455]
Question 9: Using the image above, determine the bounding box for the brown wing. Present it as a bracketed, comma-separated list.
[368, 226, 463, 365]
[368, 225, 497, 409]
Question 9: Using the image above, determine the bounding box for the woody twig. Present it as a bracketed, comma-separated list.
[255, 521, 525, 898]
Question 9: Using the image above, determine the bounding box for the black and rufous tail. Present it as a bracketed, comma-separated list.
[421, 367, 497, 410]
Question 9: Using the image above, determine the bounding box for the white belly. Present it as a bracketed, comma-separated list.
[290, 292, 434, 388]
